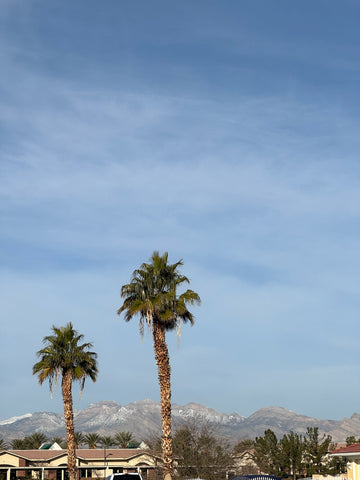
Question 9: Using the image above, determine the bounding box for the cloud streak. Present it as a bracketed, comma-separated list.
[1, 0, 360, 422]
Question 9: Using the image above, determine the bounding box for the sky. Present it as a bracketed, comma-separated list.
[1, 0, 360, 424]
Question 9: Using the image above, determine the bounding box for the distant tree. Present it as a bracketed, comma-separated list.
[280, 431, 304, 480]
[100, 436, 115, 448]
[10, 434, 48, 450]
[51, 436, 67, 449]
[84, 433, 101, 449]
[173, 422, 234, 480]
[233, 439, 255, 455]
[252, 427, 344, 479]
[303, 427, 332, 476]
[326, 448, 347, 476]
[11, 438, 27, 449]
[33, 323, 98, 480]
[128, 440, 141, 448]
[144, 433, 162, 452]
[346, 436, 360, 446]
[173, 425, 196, 479]
[51, 436, 65, 446]
[254, 429, 280, 476]
[74, 432, 85, 448]
[27, 433, 49, 449]
[0, 438, 8, 451]
[114, 431, 136, 448]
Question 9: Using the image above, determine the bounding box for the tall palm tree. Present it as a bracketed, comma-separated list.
[33, 323, 98, 480]
[117, 251, 200, 480]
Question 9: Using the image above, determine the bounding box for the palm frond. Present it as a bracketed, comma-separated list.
[118, 251, 201, 340]
[33, 322, 98, 393]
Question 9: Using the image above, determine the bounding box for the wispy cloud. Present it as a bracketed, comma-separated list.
[1, 1, 360, 421]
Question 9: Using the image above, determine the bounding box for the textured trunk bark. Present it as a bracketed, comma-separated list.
[62, 371, 77, 480]
[153, 323, 173, 480]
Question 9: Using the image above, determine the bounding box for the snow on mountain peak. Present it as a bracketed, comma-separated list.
[0, 413, 32, 425]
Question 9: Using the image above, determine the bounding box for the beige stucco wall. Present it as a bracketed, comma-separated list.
[346, 459, 360, 480]
[127, 454, 155, 467]
[0, 452, 22, 467]
[48, 456, 68, 466]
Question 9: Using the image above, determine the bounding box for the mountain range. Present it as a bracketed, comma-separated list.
[1, 400, 359, 444]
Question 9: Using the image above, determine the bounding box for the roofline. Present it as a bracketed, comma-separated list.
[331, 452, 360, 457]
[76, 451, 162, 461]
[2, 450, 67, 461]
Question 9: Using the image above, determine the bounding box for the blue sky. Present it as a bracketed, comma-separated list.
[1, 0, 360, 424]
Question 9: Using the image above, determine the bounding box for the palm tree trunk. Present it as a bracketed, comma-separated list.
[62, 371, 77, 480]
[153, 323, 173, 480]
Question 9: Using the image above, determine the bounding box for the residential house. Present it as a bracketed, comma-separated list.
[0, 449, 162, 480]
[330, 443, 360, 480]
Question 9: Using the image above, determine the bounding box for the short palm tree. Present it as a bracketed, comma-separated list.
[33, 323, 98, 480]
[0, 438, 8, 451]
[52, 436, 66, 448]
[11, 438, 26, 449]
[84, 432, 101, 449]
[100, 436, 115, 448]
[27, 432, 49, 449]
[74, 432, 85, 448]
[117, 251, 200, 480]
[114, 431, 135, 448]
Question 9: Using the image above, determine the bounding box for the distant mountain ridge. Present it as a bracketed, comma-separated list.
[1, 400, 359, 443]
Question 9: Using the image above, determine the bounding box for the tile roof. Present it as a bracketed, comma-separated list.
[331, 443, 360, 455]
[10, 450, 66, 461]
[76, 449, 152, 460]
[8, 449, 156, 461]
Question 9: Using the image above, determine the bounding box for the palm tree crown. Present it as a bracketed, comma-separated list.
[100, 436, 115, 448]
[0, 438, 8, 451]
[33, 322, 98, 393]
[114, 431, 136, 448]
[84, 432, 101, 449]
[73, 432, 85, 448]
[118, 251, 200, 335]
[27, 433, 49, 449]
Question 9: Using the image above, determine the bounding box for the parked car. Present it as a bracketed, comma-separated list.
[106, 473, 142, 480]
